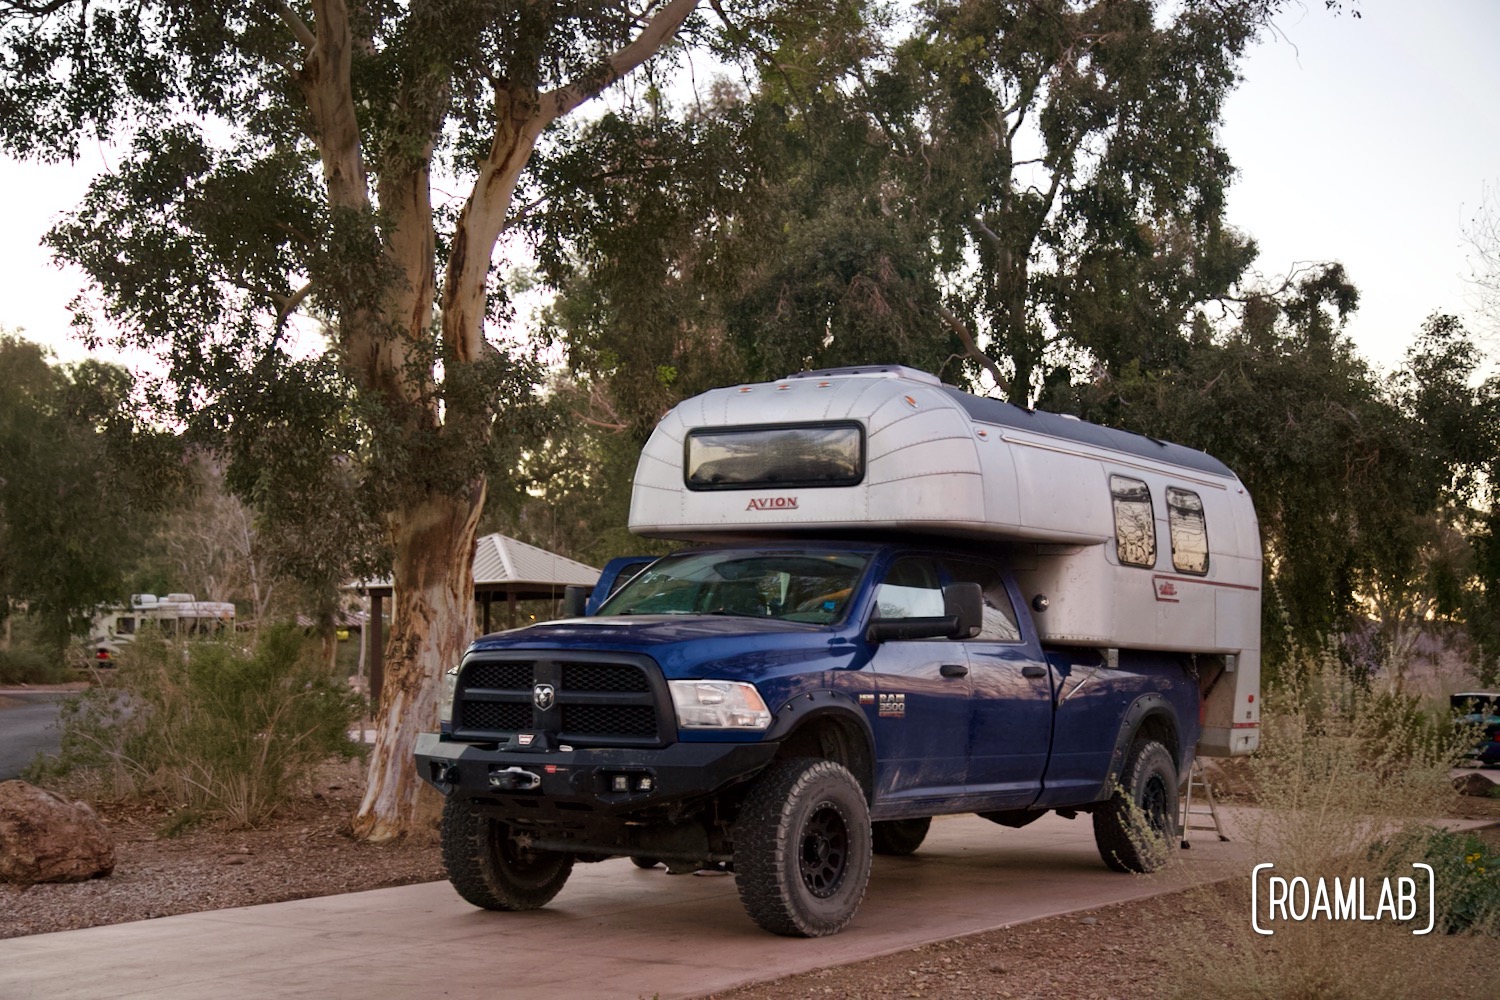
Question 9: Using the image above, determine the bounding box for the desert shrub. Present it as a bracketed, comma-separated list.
[1163, 637, 1492, 999]
[29, 627, 363, 828]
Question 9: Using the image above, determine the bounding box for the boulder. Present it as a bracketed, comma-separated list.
[1452, 771, 1499, 798]
[0, 780, 115, 884]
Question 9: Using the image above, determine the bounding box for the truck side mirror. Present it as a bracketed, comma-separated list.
[562, 585, 591, 618]
[943, 582, 983, 639]
[865, 582, 984, 643]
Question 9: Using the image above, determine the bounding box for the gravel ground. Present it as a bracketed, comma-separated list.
[0, 759, 444, 940]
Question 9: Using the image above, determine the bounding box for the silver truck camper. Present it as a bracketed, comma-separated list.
[630, 365, 1261, 756]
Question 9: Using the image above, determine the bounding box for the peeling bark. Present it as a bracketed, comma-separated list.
[352, 486, 486, 840]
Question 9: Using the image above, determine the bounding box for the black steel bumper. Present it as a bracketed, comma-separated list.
[414, 732, 779, 816]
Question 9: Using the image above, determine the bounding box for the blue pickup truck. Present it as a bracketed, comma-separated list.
[416, 366, 1260, 936]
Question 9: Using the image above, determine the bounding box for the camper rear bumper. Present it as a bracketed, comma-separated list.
[414, 732, 778, 814]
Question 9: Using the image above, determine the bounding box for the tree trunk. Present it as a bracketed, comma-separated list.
[352, 486, 485, 841]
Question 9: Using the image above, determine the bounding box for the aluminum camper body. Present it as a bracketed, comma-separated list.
[630, 365, 1261, 755]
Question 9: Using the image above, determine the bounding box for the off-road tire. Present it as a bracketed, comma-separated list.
[440, 797, 574, 910]
[630, 856, 661, 869]
[1092, 739, 1178, 873]
[872, 817, 931, 856]
[734, 758, 872, 937]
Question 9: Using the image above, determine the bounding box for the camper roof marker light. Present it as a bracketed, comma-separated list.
[777, 384, 790, 391]
[738, 386, 752, 393]
[904, 395, 918, 408]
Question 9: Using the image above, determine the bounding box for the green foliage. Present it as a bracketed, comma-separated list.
[31, 627, 362, 829]
[0, 335, 183, 649]
[1411, 829, 1500, 935]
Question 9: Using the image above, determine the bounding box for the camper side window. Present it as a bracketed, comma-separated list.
[873, 558, 946, 620]
[1166, 487, 1209, 575]
[1110, 475, 1157, 569]
[943, 559, 1021, 642]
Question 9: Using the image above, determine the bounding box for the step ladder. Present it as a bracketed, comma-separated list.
[1179, 757, 1229, 848]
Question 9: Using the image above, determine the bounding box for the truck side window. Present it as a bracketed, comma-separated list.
[1110, 475, 1156, 569]
[873, 558, 945, 619]
[943, 559, 1021, 642]
[1166, 487, 1209, 575]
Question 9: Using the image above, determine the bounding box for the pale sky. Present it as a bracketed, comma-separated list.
[1, 0, 1496, 377]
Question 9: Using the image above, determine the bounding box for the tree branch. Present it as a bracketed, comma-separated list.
[275, 1, 316, 53]
[938, 304, 1011, 398]
[540, 0, 699, 123]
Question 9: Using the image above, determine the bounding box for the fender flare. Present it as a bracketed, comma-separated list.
[1098, 692, 1182, 801]
[763, 688, 877, 798]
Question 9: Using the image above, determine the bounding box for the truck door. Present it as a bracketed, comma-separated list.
[866, 556, 970, 804]
[944, 558, 1054, 810]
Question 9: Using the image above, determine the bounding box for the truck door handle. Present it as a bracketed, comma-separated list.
[1022, 665, 1047, 679]
[940, 663, 968, 678]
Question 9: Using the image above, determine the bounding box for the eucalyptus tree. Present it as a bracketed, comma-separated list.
[0, 336, 179, 651]
[1, 1, 701, 839]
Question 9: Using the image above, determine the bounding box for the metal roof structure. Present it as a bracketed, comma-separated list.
[355, 533, 600, 601]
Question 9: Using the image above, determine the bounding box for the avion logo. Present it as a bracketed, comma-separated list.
[746, 496, 799, 511]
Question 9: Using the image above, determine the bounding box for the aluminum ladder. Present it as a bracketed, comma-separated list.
[1179, 757, 1229, 848]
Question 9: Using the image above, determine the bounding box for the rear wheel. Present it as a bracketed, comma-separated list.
[872, 817, 931, 856]
[1092, 739, 1178, 873]
[734, 758, 872, 937]
[630, 856, 661, 870]
[440, 798, 574, 910]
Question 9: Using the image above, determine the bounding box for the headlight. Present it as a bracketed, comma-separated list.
[438, 665, 460, 725]
[668, 680, 772, 730]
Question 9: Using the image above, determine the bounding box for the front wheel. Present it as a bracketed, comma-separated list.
[440, 798, 574, 910]
[1092, 739, 1178, 873]
[734, 758, 872, 937]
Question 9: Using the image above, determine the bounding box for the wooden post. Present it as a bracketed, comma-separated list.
[483, 593, 492, 635]
[507, 591, 517, 629]
[370, 590, 384, 708]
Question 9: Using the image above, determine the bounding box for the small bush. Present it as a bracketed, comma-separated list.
[0, 616, 69, 684]
[1416, 829, 1500, 934]
[29, 627, 363, 828]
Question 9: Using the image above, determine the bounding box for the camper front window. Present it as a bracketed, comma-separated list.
[684, 423, 863, 490]
[1110, 475, 1157, 568]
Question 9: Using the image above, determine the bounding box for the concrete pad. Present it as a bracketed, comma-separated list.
[0, 812, 1250, 1000]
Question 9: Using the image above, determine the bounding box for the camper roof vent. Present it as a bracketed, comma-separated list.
[163, 593, 197, 603]
[786, 365, 941, 386]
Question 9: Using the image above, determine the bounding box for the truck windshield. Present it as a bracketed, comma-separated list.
[598, 549, 870, 625]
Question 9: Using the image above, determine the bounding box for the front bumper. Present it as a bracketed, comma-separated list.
[415, 732, 779, 817]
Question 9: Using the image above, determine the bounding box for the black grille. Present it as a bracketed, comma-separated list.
[465, 662, 533, 690]
[453, 656, 662, 745]
[561, 704, 658, 738]
[561, 663, 650, 692]
[461, 700, 531, 731]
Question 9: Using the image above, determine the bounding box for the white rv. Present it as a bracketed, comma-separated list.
[86, 593, 237, 665]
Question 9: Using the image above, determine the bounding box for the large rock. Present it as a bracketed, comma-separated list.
[1452, 770, 1499, 798]
[0, 780, 115, 884]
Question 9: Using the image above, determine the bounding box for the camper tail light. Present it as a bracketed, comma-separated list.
[438, 666, 460, 725]
[668, 680, 772, 731]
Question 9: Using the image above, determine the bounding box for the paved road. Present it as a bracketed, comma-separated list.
[0, 690, 67, 780]
[0, 812, 1251, 1000]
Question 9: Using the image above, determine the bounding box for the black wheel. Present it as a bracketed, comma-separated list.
[872, 817, 931, 856]
[440, 797, 574, 910]
[630, 856, 661, 869]
[734, 758, 872, 937]
[1093, 739, 1178, 873]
